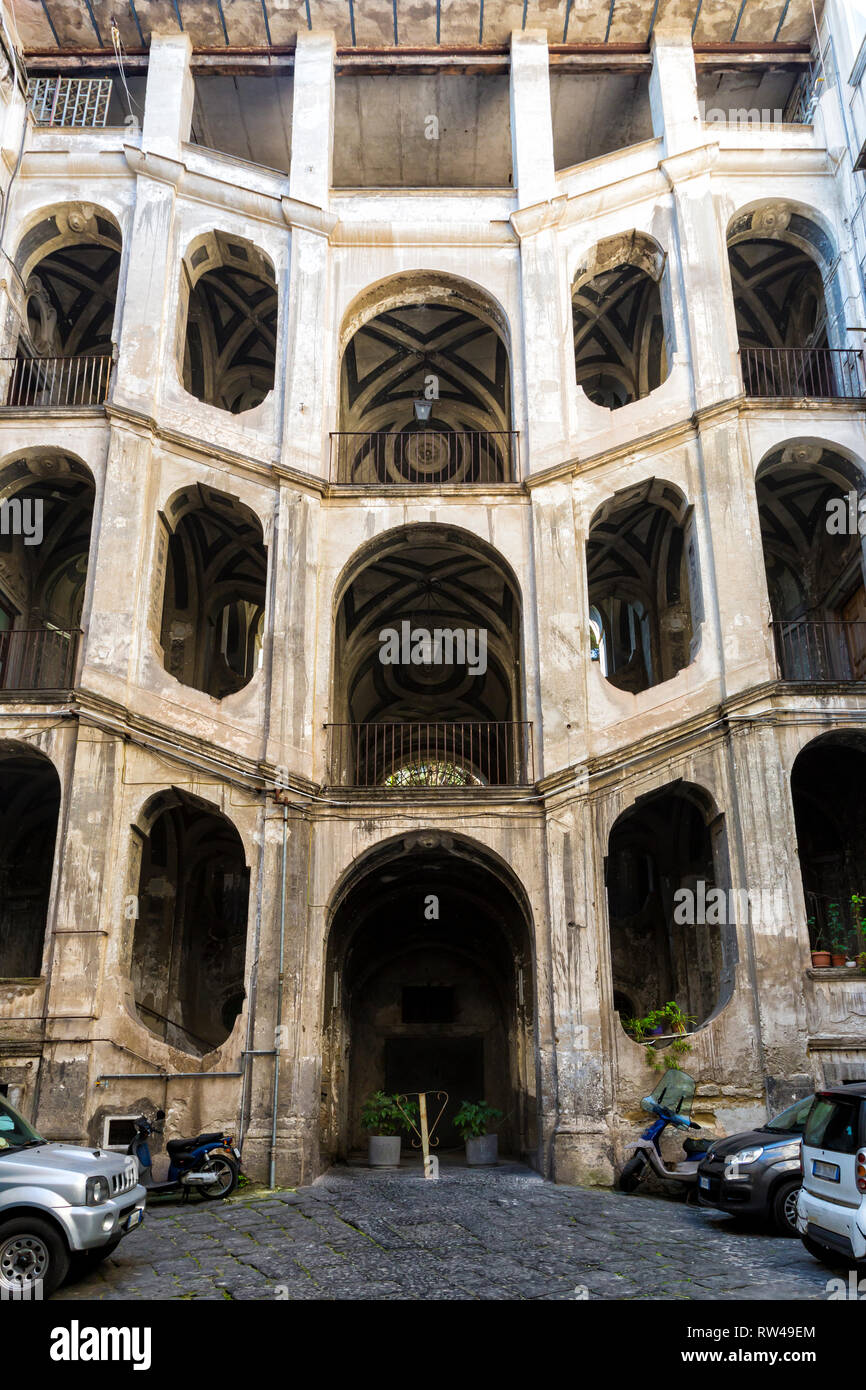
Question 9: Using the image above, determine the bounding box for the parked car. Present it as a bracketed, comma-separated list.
[696, 1094, 814, 1235]
[0, 1093, 146, 1296]
[797, 1082, 866, 1269]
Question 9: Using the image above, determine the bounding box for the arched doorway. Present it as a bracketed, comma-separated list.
[791, 731, 866, 958]
[0, 746, 61, 979]
[322, 832, 537, 1163]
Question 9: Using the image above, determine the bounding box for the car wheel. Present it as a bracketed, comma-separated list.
[802, 1234, 842, 1268]
[198, 1154, 239, 1199]
[0, 1216, 70, 1297]
[772, 1178, 802, 1236]
[618, 1154, 646, 1193]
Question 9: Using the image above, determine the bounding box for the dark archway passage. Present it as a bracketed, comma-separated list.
[322, 833, 536, 1162]
[0, 748, 61, 979]
[131, 792, 249, 1055]
[791, 732, 866, 956]
[606, 785, 735, 1034]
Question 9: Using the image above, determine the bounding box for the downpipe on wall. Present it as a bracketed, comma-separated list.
[269, 800, 288, 1189]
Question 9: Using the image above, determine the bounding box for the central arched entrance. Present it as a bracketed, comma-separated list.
[322, 832, 537, 1164]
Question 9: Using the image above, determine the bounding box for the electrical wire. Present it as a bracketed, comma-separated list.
[109, 13, 141, 120]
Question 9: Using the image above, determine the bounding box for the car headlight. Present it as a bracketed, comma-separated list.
[731, 1146, 764, 1166]
[768, 1141, 801, 1162]
[86, 1175, 111, 1206]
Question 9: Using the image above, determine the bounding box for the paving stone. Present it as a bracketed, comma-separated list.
[50, 1163, 840, 1302]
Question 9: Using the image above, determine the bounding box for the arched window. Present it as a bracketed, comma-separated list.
[573, 231, 670, 409]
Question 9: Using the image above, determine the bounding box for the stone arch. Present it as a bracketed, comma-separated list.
[178, 230, 277, 414]
[0, 742, 61, 979]
[321, 828, 538, 1161]
[572, 230, 671, 409]
[12, 202, 122, 359]
[755, 440, 866, 679]
[605, 779, 736, 1038]
[336, 271, 514, 484]
[586, 478, 701, 694]
[157, 483, 268, 700]
[726, 199, 852, 395]
[129, 788, 250, 1056]
[790, 730, 866, 958]
[330, 524, 527, 786]
[0, 450, 95, 690]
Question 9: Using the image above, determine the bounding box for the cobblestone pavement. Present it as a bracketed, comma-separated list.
[53, 1161, 839, 1302]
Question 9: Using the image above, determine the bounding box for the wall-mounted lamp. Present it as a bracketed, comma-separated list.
[413, 399, 433, 422]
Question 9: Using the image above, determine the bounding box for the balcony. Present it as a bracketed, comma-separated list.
[330, 430, 518, 485]
[27, 76, 112, 128]
[741, 347, 866, 402]
[0, 628, 80, 693]
[772, 620, 866, 682]
[3, 356, 112, 409]
[325, 721, 535, 788]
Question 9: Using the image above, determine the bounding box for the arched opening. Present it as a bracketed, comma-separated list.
[9, 204, 120, 406]
[586, 479, 699, 694]
[756, 443, 866, 680]
[572, 231, 670, 410]
[130, 791, 249, 1055]
[791, 732, 866, 958]
[726, 202, 861, 399]
[336, 273, 514, 484]
[0, 747, 60, 979]
[179, 231, 277, 414]
[322, 832, 537, 1162]
[158, 485, 267, 699]
[0, 452, 94, 691]
[329, 525, 529, 786]
[606, 784, 735, 1037]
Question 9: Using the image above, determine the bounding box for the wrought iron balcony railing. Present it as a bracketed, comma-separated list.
[326, 720, 534, 787]
[0, 627, 80, 692]
[3, 356, 112, 409]
[741, 346, 866, 401]
[772, 619, 866, 682]
[27, 76, 112, 128]
[330, 430, 518, 485]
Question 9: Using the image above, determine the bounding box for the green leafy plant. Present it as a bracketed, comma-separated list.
[827, 902, 849, 954]
[453, 1100, 503, 1140]
[360, 1091, 417, 1136]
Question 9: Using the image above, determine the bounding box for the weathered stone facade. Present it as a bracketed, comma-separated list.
[1, 2, 864, 1189]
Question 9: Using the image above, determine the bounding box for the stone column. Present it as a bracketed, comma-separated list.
[282, 32, 336, 478]
[650, 27, 741, 410]
[113, 34, 193, 414]
[509, 31, 573, 471]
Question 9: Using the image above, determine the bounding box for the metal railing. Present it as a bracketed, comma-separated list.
[740, 346, 866, 401]
[771, 619, 866, 682]
[27, 76, 112, 128]
[330, 430, 518, 485]
[326, 720, 534, 787]
[0, 627, 79, 691]
[3, 356, 112, 408]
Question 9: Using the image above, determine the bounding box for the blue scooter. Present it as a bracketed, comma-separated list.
[619, 1069, 712, 1195]
[127, 1112, 240, 1201]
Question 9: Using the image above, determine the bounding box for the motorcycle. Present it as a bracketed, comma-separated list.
[619, 1069, 713, 1196]
[126, 1112, 241, 1201]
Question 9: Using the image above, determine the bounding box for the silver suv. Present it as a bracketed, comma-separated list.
[0, 1093, 146, 1297]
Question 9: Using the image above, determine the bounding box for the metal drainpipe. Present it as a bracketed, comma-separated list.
[269, 801, 288, 1189]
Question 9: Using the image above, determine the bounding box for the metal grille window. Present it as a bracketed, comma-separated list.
[27, 77, 112, 129]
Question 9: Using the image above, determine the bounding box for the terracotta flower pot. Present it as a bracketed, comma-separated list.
[811, 950, 832, 968]
[831, 953, 847, 967]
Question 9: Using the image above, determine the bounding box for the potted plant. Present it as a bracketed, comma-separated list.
[360, 1091, 416, 1167]
[827, 903, 848, 966]
[453, 1100, 503, 1166]
[809, 922, 832, 968]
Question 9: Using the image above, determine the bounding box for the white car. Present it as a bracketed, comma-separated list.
[0, 1094, 146, 1297]
[797, 1083, 866, 1268]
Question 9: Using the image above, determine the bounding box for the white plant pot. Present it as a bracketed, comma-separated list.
[367, 1135, 402, 1167]
[465, 1133, 498, 1166]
